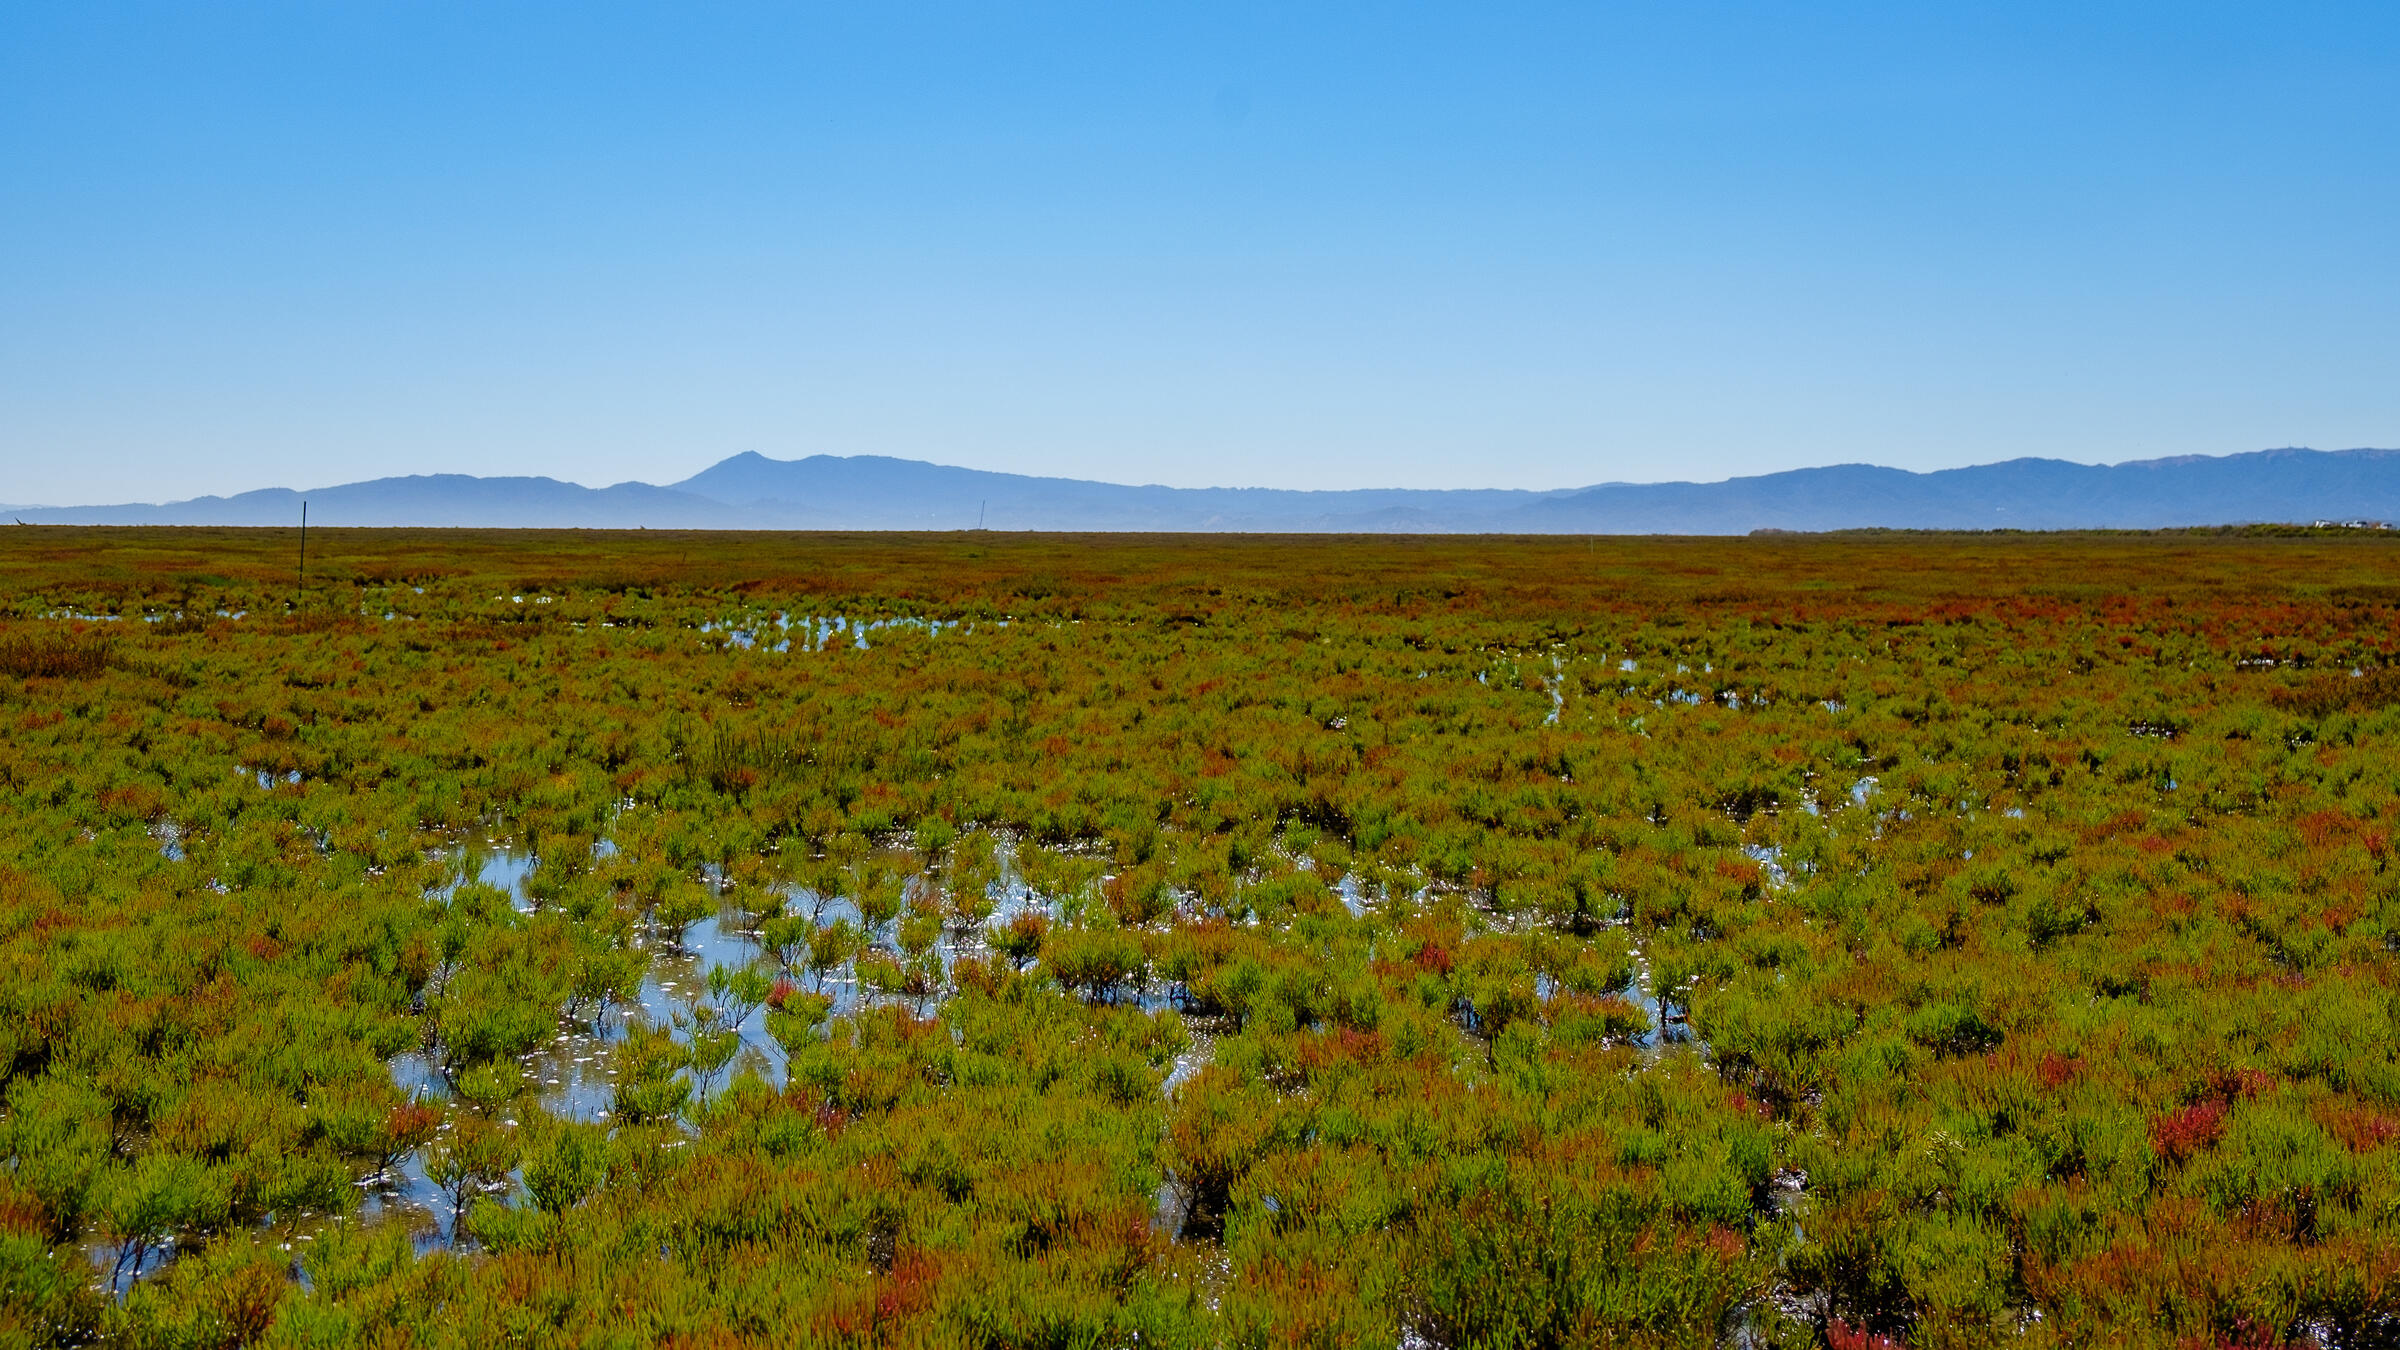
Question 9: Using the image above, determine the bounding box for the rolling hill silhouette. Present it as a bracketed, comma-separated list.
[17, 447, 2398, 533]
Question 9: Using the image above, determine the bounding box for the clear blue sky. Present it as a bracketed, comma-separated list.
[4, 2, 2395, 504]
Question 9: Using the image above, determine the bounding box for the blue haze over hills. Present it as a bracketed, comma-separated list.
[12, 448, 2400, 534]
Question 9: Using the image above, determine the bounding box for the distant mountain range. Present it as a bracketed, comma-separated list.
[13, 447, 2400, 533]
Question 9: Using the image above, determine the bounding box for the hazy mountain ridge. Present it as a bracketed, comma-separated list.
[671, 453, 1568, 530]
[15, 475, 819, 530]
[1513, 448, 2400, 533]
[14, 447, 2399, 533]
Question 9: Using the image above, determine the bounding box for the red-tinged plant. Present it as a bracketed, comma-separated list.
[2206, 1068, 2273, 1102]
[2151, 1100, 2229, 1163]
[1294, 1026, 1385, 1082]
[0, 629, 114, 679]
[1827, 1317, 1904, 1350]
[95, 783, 166, 822]
[989, 910, 1048, 970]
[876, 1248, 941, 1321]
[1714, 856, 1764, 896]
[2321, 1105, 2400, 1153]
[376, 1099, 443, 1174]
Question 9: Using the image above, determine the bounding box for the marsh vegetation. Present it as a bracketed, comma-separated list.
[2, 526, 2397, 1347]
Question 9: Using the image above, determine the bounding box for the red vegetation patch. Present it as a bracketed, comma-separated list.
[381, 1100, 442, 1157]
[2319, 1105, 2400, 1153]
[2297, 808, 2352, 850]
[2150, 1101, 2228, 1163]
[2085, 810, 2152, 843]
[0, 1180, 49, 1238]
[96, 783, 166, 822]
[876, 1248, 941, 1320]
[2206, 1068, 2273, 1102]
[1295, 1027, 1386, 1079]
[1828, 1318, 1905, 1350]
[1714, 857, 1764, 889]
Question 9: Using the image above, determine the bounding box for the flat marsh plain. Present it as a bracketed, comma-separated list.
[4, 527, 2399, 1348]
